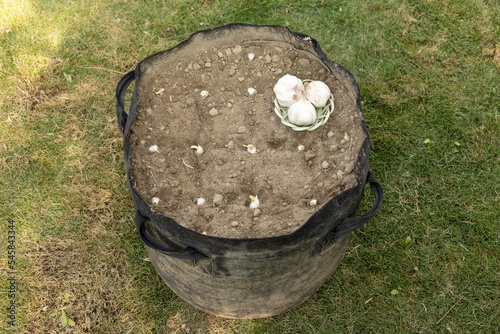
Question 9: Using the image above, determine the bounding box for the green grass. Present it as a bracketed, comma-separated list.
[1, 0, 499, 332]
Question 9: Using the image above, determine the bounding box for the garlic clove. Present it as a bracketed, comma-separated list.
[305, 81, 331, 108]
[249, 195, 260, 209]
[287, 99, 317, 126]
[152, 197, 160, 205]
[298, 145, 305, 151]
[248, 53, 255, 61]
[149, 145, 160, 153]
[247, 87, 257, 95]
[273, 74, 305, 107]
[196, 198, 206, 205]
[200, 90, 209, 97]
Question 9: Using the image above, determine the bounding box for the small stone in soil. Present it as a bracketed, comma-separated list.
[237, 126, 246, 133]
[328, 131, 334, 138]
[305, 151, 317, 161]
[298, 58, 310, 66]
[209, 108, 219, 116]
[254, 208, 262, 217]
[344, 162, 355, 174]
[330, 144, 338, 151]
[232, 45, 243, 54]
[231, 221, 239, 227]
[226, 140, 235, 149]
[322, 161, 330, 169]
[213, 194, 223, 206]
[337, 170, 344, 179]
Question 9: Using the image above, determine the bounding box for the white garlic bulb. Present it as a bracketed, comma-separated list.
[273, 74, 305, 107]
[287, 99, 317, 126]
[305, 81, 331, 107]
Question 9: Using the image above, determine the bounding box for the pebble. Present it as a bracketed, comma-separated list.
[232, 45, 243, 54]
[298, 58, 310, 66]
[227, 102, 233, 108]
[159, 125, 165, 131]
[254, 208, 262, 217]
[204, 62, 211, 68]
[193, 63, 201, 70]
[226, 140, 235, 149]
[238, 77, 245, 82]
[264, 54, 272, 63]
[305, 151, 317, 161]
[344, 162, 355, 174]
[327, 131, 334, 138]
[272, 55, 280, 62]
[321, 160, 330, 169]
[337, 170, 344, 179]
[330, 144, 338, 151]
[225, 48, 232, 56]
[209, 108, 219, 116]
[213, 194, 224, 206]
[146, 108, 153, 115]
[228, 68, 236, 76]
[231, 221, 239, 227]
[274, 47, 282, 52]
[237, 126, 246, 133]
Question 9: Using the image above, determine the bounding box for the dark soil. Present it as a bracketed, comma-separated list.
[129, 41, 365, 238]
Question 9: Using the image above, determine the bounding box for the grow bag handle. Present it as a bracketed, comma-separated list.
[115, 70, 136, 135]
[135, 210, 209, 260]
[327, 171, 383, 241]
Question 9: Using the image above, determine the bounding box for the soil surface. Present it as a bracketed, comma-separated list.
[129, 41, 366, 238]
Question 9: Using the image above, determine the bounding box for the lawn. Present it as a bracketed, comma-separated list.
[0, 0, 498, 333]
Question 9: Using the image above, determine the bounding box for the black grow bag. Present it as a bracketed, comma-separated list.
[116, 23, 383, 319]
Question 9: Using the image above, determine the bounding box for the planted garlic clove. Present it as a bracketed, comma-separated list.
[273, 74, 305, 107]
[298, 145, 305, 151]
[309, 199, 318, 207]
[287, 99, 317, 126]
[243, 144, 257, 154]
[149, 145, 160, 153]
[249, 195, 260, 209]
[152, 197, 160, 205]
[247, 87, 257, 95]
[248, 53, 255, 61]
[200, 90, 209, 97]
[196, 198, 206, 205]
[305, 80, 331, 107]
[191, 145, 204, 155]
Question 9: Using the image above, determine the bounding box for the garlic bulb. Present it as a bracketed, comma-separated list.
[305, 81, 331, 107]
[273, 74, 305, 107]
[287, 99, 317, 126]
